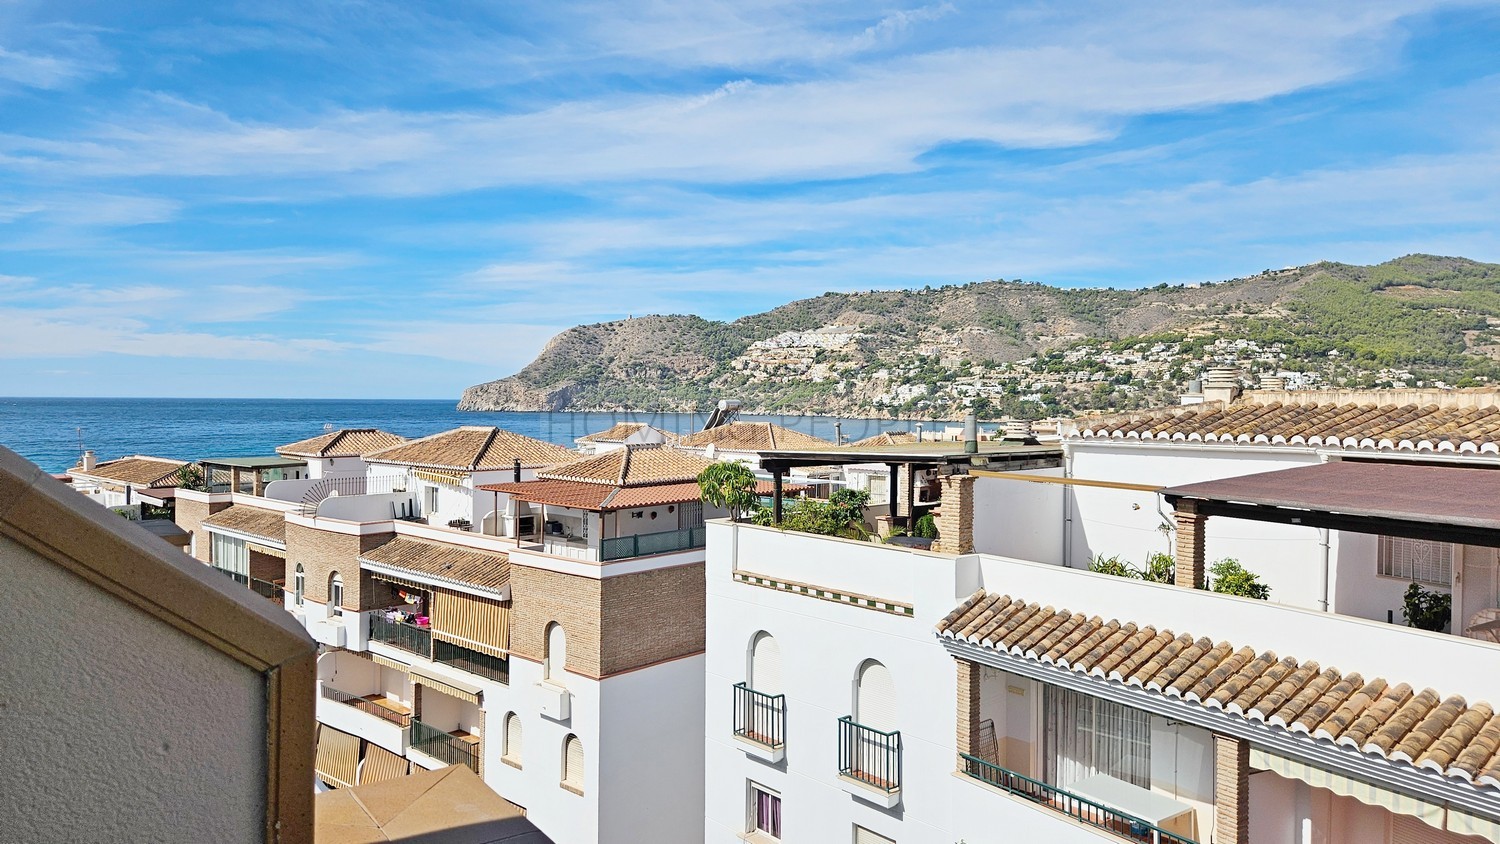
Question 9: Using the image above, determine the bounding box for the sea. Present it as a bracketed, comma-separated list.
[0, 397, 927, 474]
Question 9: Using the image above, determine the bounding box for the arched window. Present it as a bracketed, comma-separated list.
[748, 631, 781, 695]
[545, 622, 567, 682]
[855, 659, 895, 731]
[329, 572, 344, 618]
[503, 713, 522, 767]
[561, 734, 584, 792]
[294, 564, 305, 607]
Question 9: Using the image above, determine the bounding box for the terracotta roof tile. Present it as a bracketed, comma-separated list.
[676, 422, 832, 451]
[277, 429, 406, 458]
[478, 479, 705, 511]
[576, 422, 677, 444]
[937, 591, 1500, 791]
[360, 535, 509, 593]
[364, 426, 575, 471]
[201, 504, 287, 544]
[70, 455, 186, 486]
[847, 431, 921, 448]
[539, 445, 716, 486]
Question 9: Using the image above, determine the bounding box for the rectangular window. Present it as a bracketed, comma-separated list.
[1044, 684, 1150, 790]
[1378, 536, 1453, 586]
[854, 825, 894, 844]
[424, 486, 440, 515]
[210, 533, 249, 582]
[748, 782, 781, 840]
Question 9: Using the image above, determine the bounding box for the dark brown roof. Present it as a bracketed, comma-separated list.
[363, 427, 576, 471]
[201, 505, 288, 544]
[277, 429, 406, 458]
[360, 536, 509, 593]
[1162, 462, 1500, 533]
[938, 591, 1500, 790]
[1073, 393, 1500, 453]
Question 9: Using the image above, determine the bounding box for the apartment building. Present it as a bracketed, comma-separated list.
[707, 436, 1500, 844]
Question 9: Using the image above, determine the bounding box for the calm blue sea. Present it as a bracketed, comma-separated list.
[0, 398, 920, 473]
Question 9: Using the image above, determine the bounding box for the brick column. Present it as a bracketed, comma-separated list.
[252, 470, 267, 497]
[1214, 733, 1250, 844]
[955, 658, 981, 760]
[933, 474, 976, 554]
[1174, 499, 1207, 590]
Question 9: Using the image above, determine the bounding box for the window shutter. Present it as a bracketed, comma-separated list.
[855, 825, 895, 844]
[564, 736, 584, 788]
[856, 661, 896, 731]
[751, 634, 782, 695]
[1393, 814, 1450, 844]
[547, 623, 567, 680]
[504, 714, 522, 762]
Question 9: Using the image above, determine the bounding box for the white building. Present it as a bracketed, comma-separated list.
[65, 451, 186, 514]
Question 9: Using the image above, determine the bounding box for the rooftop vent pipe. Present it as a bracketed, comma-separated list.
[963, 413, 979, 454]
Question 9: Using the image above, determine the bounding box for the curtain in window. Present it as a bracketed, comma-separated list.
[754, 789, 781, 838]
[1044, 685, 1150, 790]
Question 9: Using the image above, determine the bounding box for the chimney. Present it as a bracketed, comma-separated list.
[963, 413, 978, 454]
[931, 474, 976, 555]
[1201, 367, 1243, 405]
[1258, 374, 1286, 391]
[1000, 419, 1038, 445]
[513, 458, 522, 483]
[81, 450, 96, 472]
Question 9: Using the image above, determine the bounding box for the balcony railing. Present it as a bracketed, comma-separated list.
[960, 755, 1196, 844]
[837, 716, 901, 794]
[212, 567, 286, 605]
[369, 613, 432, 658]
[733, 683, 785, 749]
[433, 640, 509, 684]
[213, 566, 249, 586]
[321, 685, 412, 727]
[411, 718, 480, 774]
[299, 474, 406, 516]
[599, 525, 707, 561]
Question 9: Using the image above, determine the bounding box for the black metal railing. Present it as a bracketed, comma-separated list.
[434, 640, 509, 684]
[299, 474, 406, 516]
[838, 716, 901, 793]
[212, 566, 250, 586]
[733, 683, 785, 749]
[410, 718, 480, 774]
[960, 755, 1196, 844]
[599, 525, 707, 561]
[321, 685, 411, 727]
[369, 613, 432, 657]
[250, 577, 284, 605]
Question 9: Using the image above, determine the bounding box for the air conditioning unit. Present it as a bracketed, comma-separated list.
[537, 681, 571, 721]
[310, 619, 346, 648]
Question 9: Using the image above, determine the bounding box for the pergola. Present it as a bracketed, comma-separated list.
[1160, 461, 1500, 604]
[199, 455, 308, 497]
[756, 442, 1061, 524]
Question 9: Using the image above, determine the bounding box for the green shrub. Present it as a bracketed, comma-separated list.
[1089, 555, 1138, 579]
[913, 513, 938, 539]
[1208, 558, 1270, 600]
[1402, 582, 1451, 632]
[1141, 552, 1175, 584]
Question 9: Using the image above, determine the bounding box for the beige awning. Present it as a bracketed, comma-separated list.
[1448, 808, 1500, 842]
[411, 665, 482, 705]
[368, 653, 409, 673]
[369, 570, 430, 593]
[432, 588, 510, 658]
[315, 725, 361, 789]
[358, 743, 411, 785]
[413, 468, 468, 487]
[1250, 748, 1447, 831]
[247, 542, 285, 558]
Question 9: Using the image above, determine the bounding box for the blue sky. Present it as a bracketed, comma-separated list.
[2, 1, 1499, 399]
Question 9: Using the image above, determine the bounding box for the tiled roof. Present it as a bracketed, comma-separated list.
[1073, 392, 1500, 453]
[754, 479, 812, 496]
[539, 445, 715, 486]
[937, 592, 1500, 790]
[479, 479, 705, 511]
[847, 431, 920, 448]
[277, 429, 407, 458]
[576, 422, 677, 444]
[363, 426, 575, 471]
[70, 455, 187, 486]
[676, 422, 833, 451]
[201, 505, 288, 544]
[360, 536, 510, 593]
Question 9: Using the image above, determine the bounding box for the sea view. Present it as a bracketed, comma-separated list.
[0, 397, 919, 474]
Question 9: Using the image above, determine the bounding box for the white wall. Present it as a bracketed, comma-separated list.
[598, 655, 706, 844]
[973, 470, 1065, 562]
[2, 534, 267, 844]
[316, 491, 417, 522]
[263, 476, 319, 503]
[493, 656, 601, 844]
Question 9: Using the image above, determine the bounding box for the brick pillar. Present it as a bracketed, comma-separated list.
[955, 658, 981, 760]
[895, 466, 911, 520]
[252, 470, 267, 497]
[1174, 499, 1207, 590]
[231, 466, 244, 494]
[1214, 733, 1250, 844]
[933, 475, 976, 554]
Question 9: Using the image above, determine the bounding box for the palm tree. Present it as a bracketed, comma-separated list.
[696, 461, 760, 522]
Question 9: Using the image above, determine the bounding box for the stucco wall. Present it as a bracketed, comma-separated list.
[1, 533, 267, 843]
[972, 469, 1065, 562]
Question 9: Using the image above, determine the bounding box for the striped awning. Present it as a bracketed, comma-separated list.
[369, 570, 430, 593]
[1251, 748, 1448, 831]
[368, 653, 410, 673]
[247, 542, 285, 558]
[358, 743, 411, 785]
[432, 588, 510, 658]
[411, 665, 482, 705]
[315, 725, 361, 789]
[413, 467, 468, 487]
[1448, 808, 1500, 842]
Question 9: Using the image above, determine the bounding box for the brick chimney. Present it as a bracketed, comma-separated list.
[932, 474, 976, 554]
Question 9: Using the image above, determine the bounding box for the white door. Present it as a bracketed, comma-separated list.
[750, 634, 782, 695]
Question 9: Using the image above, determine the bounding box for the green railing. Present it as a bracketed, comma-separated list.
[838, 716, 901, 793]
[369, 613, 432, 658]
[410, 718, 480, 774]
[599, 526, 707, 561]
[434, 640, 509, 684]
[960, 754, 1196, 844]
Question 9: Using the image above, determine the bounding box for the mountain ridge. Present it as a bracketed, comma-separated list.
[458, 255, 1500, 418]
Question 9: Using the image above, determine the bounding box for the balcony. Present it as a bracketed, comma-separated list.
[732, 683, 785, 762]
[320, 685, 412, 728]
[433, 640, 509, 684]
[212, 566, 284, 605]
[599, 525, 707, 561]
[369, 612, 432, 658]
[410, 718, 481, 774]
[837, 716, 901, 807]
[960, 755, 1196, 844]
